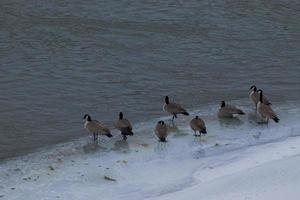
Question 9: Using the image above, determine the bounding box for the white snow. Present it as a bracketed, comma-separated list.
[148, 136, 300, 200]
[1, 101, 300, 200]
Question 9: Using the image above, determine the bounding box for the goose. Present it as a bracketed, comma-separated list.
[218, 101, 245, 118]
[163, 96, 189, 122]
[83, 114, 112, 144]
[249, 85, 271, 109]
[257, 90, 279, 123]
[155, 121, 168, 142]
[115, 112, 133, 140]
[190, 116, 207, 136]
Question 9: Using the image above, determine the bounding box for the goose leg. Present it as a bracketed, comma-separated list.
[122, 135, 127, 141]
[93, 133, 96, 144]
[199, 131, 202, 137]
[160, 141, 164, 149]
[193, 130, 197, 137]
[172, 114, 177, 123]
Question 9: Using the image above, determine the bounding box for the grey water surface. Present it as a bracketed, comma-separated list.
[0, 0, 299, 159]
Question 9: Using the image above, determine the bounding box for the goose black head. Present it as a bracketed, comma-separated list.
[195, 116, 199, 119]
[165, 96, 170, 104]
[250, 85, 257, 91]
[221, 101, 225, 107]
[83, 114, 91, 121]
[158, 120, 165, 125]
[119, 112, 123, 120]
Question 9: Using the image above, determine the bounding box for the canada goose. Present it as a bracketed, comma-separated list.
[218, 101, 245, 118]
[257, 90, 279, 123]
[155, 121, 168, 142]
[190, 116, 207, 136]
[249, 85, 271, 109]
[115, 112, 133, 140]
[83, 114, 112, 144]
[163, 96, 189, 122]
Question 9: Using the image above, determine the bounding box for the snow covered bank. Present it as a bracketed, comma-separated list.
[149, 136, 300, 200]
[1, 101, 300, 200]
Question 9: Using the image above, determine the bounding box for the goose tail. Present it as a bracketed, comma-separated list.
[182, 112, 189, 116]
[105, 133, 113, 138]
[128, 130, 134, 135]
[238, 110, 245, 115]
[121, 128, 134, 136]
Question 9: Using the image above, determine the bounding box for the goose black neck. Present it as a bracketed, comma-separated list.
[259, 91, 263, 102]
[221, 101, 225, 107]
[165, 96, 169, 104]
[119, 112, 123, 120]
[87, 115, 91, 121]
[250, 85, 257, 91]
[84, 114, 92, 121]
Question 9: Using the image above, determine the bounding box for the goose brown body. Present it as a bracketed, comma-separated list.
[249, 85, 271, 109]
[155, 121, 168, 142]
[218, 101, 245, 118]
[257, 90, 279, 123]
[163, 96, 189, 121]
[190, 116, 207, 136]
[115, 112, 134, 140]
[83, 114, 112, 144]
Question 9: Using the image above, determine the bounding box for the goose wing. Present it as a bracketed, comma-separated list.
[196, 118, 206, 130]
[165, 102, 187, 114]
[223, 105, 244, 114]
[89, 120, 111, 134]
[115, 119, 132, 130]
[260, 104, 277, 119]
[190, 118, 206, 130]
[263, 95, 271, 105]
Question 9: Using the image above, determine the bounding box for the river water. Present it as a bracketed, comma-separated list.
[0, 0, 299, 159]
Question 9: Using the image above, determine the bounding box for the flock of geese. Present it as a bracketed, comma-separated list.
[83, 85, 280, 144]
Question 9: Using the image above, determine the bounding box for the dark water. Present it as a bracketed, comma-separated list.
[0, 0, 300, 159]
